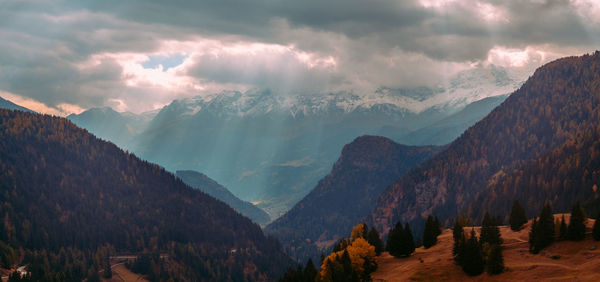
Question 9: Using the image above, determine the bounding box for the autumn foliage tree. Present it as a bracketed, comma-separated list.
[320, 224, 377, 282]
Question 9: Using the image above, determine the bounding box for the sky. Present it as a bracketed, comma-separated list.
[0, 0, 599, 115]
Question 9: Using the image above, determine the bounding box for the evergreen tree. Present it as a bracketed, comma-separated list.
[367, 227, 384, 256]
[387, 222, 414, 257]
[452, 220, 466, 266]
[303, 258, 317, 282]
[480, 212, 503, 246]
[558, 215, 568, 241]
[567, 202, 586, 241]
[340, 250, 359, 282]
[509, 200, 527, 231]
[593, 212, 600, 241]
[529, 202, 555, 253]
[386, 222, 403, 257]
[462, 229, 484, 276]
[486, 245, 504, 275]
[423, 216, 438, 249]
[529, 217, 539, 253]
[398, 223, 415, 257]
[434, 216, 442, 237]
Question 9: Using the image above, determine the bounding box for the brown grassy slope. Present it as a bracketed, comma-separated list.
[372, 215, 600, 281]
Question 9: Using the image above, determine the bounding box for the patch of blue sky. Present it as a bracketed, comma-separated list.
[142, 53, 187, 71]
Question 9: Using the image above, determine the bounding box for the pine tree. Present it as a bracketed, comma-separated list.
[452, 220, 466, 266]
[539, 202, 555, 249]
[462, 228, 484, 276]
[423, 216, 438, 248]
[367, 227, 384, 256]
[434, 216, 442, 237]
[386, 222, 403, 257]
[399, 223, 415, 257]
[303, 258, 317, 282]
[509, 200, 527, 231]
[480, 212, 503, 246]
[558, 215, 568, 241]
[567, 202, 586, 241]
[593, 212, 600, 241]
[529, 202, 555, 253]
[486, 244, 504, 275]
[340, 250, 359, 282]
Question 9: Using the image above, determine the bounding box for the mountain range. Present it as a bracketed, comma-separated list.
[0, 109, 292, 280]
[68, 64, 524, 221]
[368, 51, 600, 235]
[0, 96, 33, 113]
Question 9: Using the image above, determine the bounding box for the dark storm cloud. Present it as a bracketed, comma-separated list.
[0, 0, 597, 113]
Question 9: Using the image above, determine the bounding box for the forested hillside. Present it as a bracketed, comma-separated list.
[472, 121, 600, 220]
[0, 110, 292, 281]
[266, 136, 443, 262]
[369, 51, 600, 233]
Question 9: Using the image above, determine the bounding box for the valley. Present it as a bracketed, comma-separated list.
[0, 2, 599, 279]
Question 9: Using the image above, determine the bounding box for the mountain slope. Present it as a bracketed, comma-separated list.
[472, 119, 600, 220]
[265, 136, 443, 261]
[0, 96, 33, 112]
[0, 109, 292, 281]
[69, 65, 523, 218]
[369, 51, 600, 233]
[176, 170, 271, 225]
[67, 107, 155, 150]
[393, 94, 509, 145]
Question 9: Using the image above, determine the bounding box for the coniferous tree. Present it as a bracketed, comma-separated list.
[386, 222, 403, 257]
[452, 220, 466, 266]
[567, 202, 586, 241]
[529, 202, 555, 253]
[529, 218, 539, 253]
[434, 216, 442, 237]
[399, 223, 415, 257]
[367, 227, 384, 256]
[509, 200, 527, 231]
[303, 258, 317, 282]
[539, 202, 555, 249]
[423, 216, 438, 249]
[558, 215, 568, 241]
[593, 212, 600, 241]
[340, 250, 359, 282]
[486, 244, 504, 275]
[462, 228, 484, 276]
[480, 212, 503, 246]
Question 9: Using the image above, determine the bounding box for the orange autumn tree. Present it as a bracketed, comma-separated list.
[320, 224, 377, 281]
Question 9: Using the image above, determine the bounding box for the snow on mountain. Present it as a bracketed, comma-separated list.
[170, 64, 524, 119]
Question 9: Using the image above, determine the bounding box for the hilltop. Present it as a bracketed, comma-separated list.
[372, 215, 600, 281]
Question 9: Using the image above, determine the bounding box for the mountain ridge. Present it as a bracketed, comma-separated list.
[176, 170, 271, 225]
[368, 51, 600, 234]
[266, 135, 444, 262]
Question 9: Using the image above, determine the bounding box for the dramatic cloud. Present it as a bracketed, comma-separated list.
[0, 0, 598, 114]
